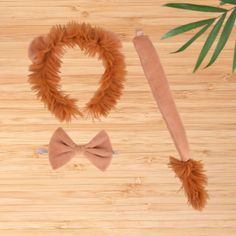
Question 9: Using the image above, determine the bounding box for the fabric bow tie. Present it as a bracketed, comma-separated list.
[48, 128, 114, 171]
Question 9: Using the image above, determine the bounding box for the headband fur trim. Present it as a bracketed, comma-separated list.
[28, 22, 126, 122]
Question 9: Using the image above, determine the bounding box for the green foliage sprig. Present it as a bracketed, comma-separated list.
[162, 0, 236, 73]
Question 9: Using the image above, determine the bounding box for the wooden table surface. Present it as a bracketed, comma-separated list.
[0, 0, 236, 235]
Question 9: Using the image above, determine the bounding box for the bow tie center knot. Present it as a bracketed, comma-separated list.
[74, 144, 86, 154]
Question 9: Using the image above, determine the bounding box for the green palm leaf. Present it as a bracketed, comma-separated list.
[206, 8, 236, 67]
[161, 18, 215, 39]
[221, 0, 236, 5]
[163, 3, 227, 12]
[194, 13, 226, 72]
[172, 20, 214, 53]
[233, 41, 236, 72]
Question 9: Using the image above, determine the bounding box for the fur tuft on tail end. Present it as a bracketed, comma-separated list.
[169, 156, 209, 210]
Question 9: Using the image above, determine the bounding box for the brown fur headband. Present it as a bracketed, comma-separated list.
[28, 22, 126, 122]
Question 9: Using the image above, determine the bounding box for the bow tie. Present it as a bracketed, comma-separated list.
[48, 128, 114, 171]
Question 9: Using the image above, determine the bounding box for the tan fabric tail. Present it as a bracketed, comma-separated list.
[133, 30, 208, 210]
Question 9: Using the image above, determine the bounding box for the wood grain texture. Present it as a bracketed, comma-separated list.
[0, 0, 236, 235]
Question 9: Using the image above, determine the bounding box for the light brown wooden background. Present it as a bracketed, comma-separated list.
[0, 0, 236, 235]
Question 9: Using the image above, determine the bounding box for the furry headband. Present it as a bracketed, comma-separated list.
[28, 22, 126, 122]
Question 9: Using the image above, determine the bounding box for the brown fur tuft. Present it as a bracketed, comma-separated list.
[28, 22, 126, 122]
[169, 156, 208, 210]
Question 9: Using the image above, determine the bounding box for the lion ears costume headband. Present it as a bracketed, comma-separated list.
[28, 22, 126, 122]
[29, 23, 208, 210]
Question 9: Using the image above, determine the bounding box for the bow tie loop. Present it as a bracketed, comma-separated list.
[74, 144, 86, 154]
